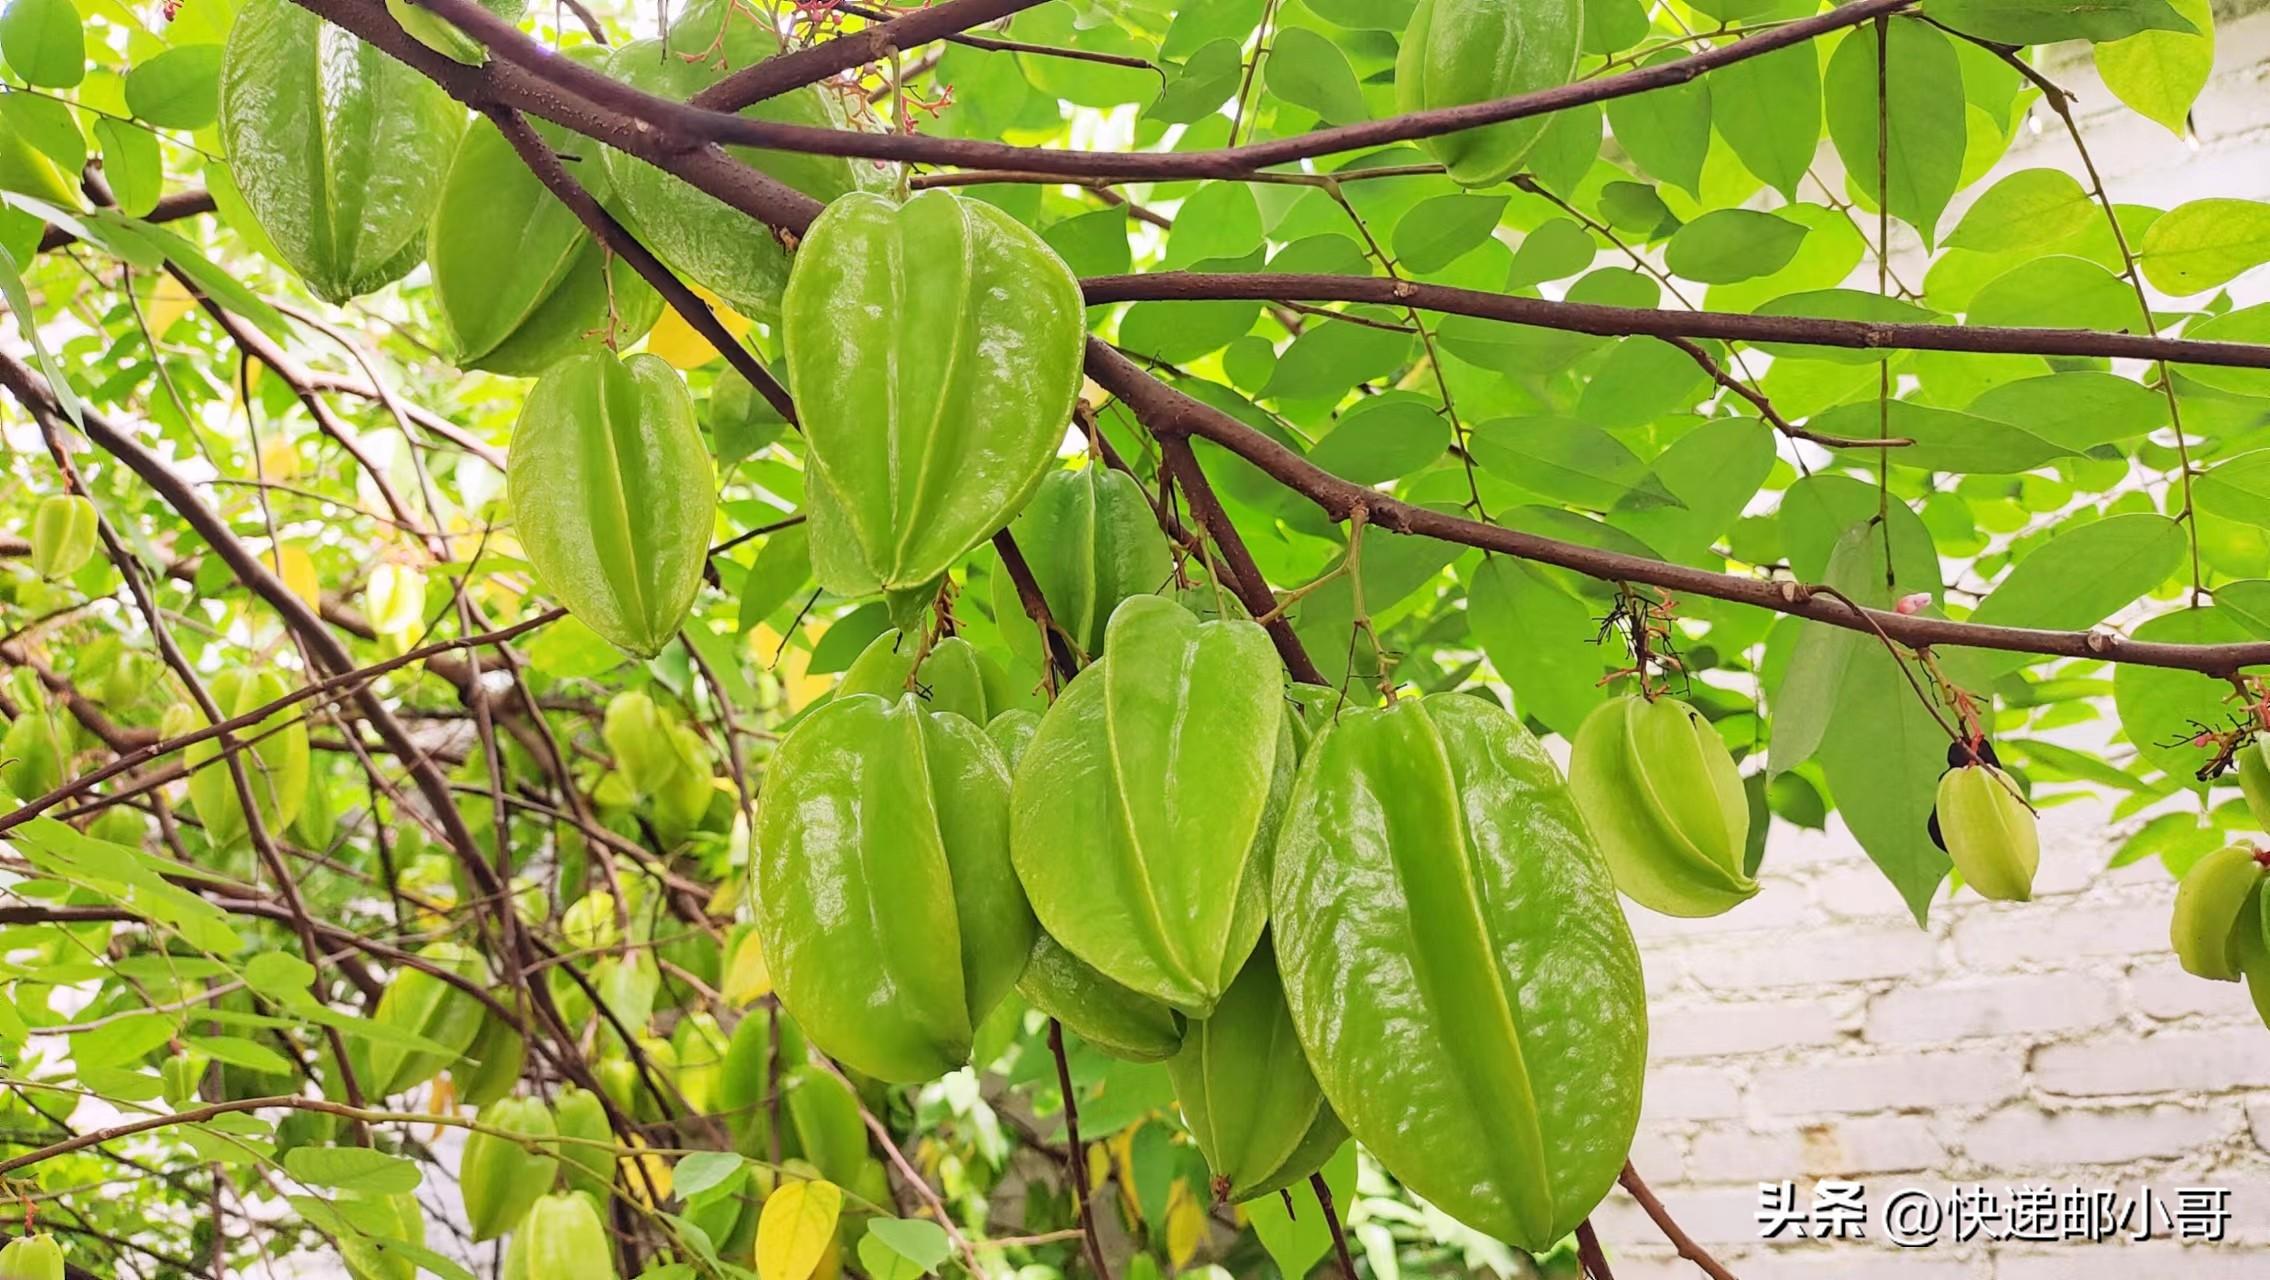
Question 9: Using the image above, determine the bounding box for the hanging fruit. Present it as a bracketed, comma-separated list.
[1396, 0, 1583, 188]
[783, 189, 1086, 599]
[1570, 694, 1759, 917]
[1273, 693, 1647, 1252]
[1021, 933, 1186, 1063]
[362, 942, 488, 1098]
[0, 1233, 64, 1280]
[2172, 843, 2267, 982]
[338, 1191, 424, 1280]
[1927, 741, 2039, 902]
[1011, 595, 1292, 1017]
[1168, 943, 1345, 1202]
[455, 1011, 527, 1108]
[501, 1191, 616, 1280]
[28, 494, 97, 580]
[602, 0, 894, 319]
[993, 467, 1173, 665]
[754, 692, 1035, 1082]
[507, 351, 715, 658]
[218, 0, 463, 302]
[181, 669, 311, 848]
[2239, 739, 2270, 830]
[835, 628, 994, 724]
[460, 1096, 560, 1242]
[428, 116, 660, 376]
[552, 1086, 616, 1200]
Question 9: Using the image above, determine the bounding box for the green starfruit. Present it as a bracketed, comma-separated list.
[182, 669, 310, 848]
[2240, 740, 2270, 830]
[456, 1010, 526, 1107]
[836, 628, 993, 723]
[429, 117, 660, 376]
[0, 705, 63, 800]
[1169, 944, 1344, 1202]
[1397, 0, 1582, 188]
[0, 1233, 63, 1280]
[994, 466, 1172, 664]
[339, 1191, 423, 1280]
[28, 494, 96, 580]
[1010, 595, 1291, 1017]
[461, 1096, 559, 1241]
[1570, 694, 1758, 917]
[602, 0, 892, 318]
[553, 1086, 614, 1199]
[363, 942, 488, 1098]
[784, 189, 1086, 598]
[754, 692, 1035, 1082]
[1273, 693, 1647, 1251]
[218, 0, 464, 302]
[1929, 745, 2038, 902]
[501, 1192, 615, 1280]
[2172, 843, 2266, 981]
[507, 351, 715, 658]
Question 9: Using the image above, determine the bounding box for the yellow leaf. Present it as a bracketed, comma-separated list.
[751, 624, 831, 710]
[257, 435, 302, 481]
[621, 1134, 673, 1207]
[145, 272, 196, 338]
[642, 287, 752, 370]
[1165, 1179, 1203, 1270]
[272, 545, 319, 608]
[757, 1178, 843, 1280]
[1086, 1141, 1111, 1194]
[720, 928, 773, 1006]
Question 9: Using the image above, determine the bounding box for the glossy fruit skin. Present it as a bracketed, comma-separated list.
[28, 494, 96, 580]
[1011, 596, 1292, 1017]
[602, 0, 890, 318]
[1168, 944, 1344, 1201]
[994, 467, 1172, 665]
[182, 669, 310, 848]
[363, 942, 488, 1098]
[218, 0, 463, 302]
[429, 116, 659, 376]
[1934, 763, 2039, 902]
[2240, 741, 2270, 831]
[340, 1191, 424, 1280]
[507, 351, 715, 658]
[461, 1096, 560, 1241]
[2172, 844, 2265, 982]
[836, 629, 992, 724]
[1021, 932, 1186, 1062]
[754, 692, 1035, 1082]
[552, 1086, 614, 1200]
[1273, 693, 1647, 1252]
[784, 189, 1086, 598]
[1397, 0, 1582, 188]
[1570, 694, 1757, 918]
[0, 1233, 64, 1280]
[455, 1011, 527, 1107]
[501, 1191, 616, 1280]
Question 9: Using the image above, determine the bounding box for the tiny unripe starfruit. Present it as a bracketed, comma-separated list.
[28, 494, 98, 580]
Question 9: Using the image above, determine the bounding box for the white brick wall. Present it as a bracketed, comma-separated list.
[1592, 5, 2270, 1274]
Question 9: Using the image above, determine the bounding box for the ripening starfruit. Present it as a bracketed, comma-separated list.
[28, 494, 97, 580]
[994, 467, 1173, 665]
[429, 116, 661, 376]
[2172, 843, 2267, 982]
[218, 0, 464, 302]
[754, 692, 1036, 1082]
[461, 1096, 560, 1242]
[1273, 693, 1647, 1252]
[0, 1232, 63, 1280]
[1011, 595, 1293, 1018]
[501, 1192, 615, 1280]
[339, 1191, 424, 1280]
[1397, 0, 1582, 188]
[836, 628, 993, 723]
[1169, 944, 1345, 1202]
[181, 668, 311, 848]
[1570, 694, 1757, 918]
[1928, 743, 2038, 903]
[363, 942, 488, 1098]
[507, 351, 715, 658]
[2240, 741, 2270, 831]
[602, 0, 893, 318]
[784, 189, 1086, 599]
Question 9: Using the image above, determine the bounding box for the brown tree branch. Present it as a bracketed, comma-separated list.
[690, 0, 1050, 113]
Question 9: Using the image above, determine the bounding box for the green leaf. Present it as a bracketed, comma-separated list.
[1149, 38, 1242, 124]
[2094, 0, 2212, 136]
[2138, 198, 2270, 295]
[1824, 21, 1965, 245]
[739, 524, 812, 633]
[1260, 315, 1412, 401]
[72, 1012, 177, 1069]
[1308, 394, 1451, 485]
[1708, 43, 1820, 199]
[126, 44, 225, 129]
[1939, 514, 2189, 687]
[1616, 417, 1777, 565]
[1944, 168, 2096, 253]
[1042, 206, 1131, 279]
[2115, 607, 2256, 782]
[0, 239, 81, 427]
[1965, 371, 2166, 450]
[0, 0, 84, 88]
[1664, 209, 1808, 283]
[1247, 1140, 1356, 1280]
[1307, 0, 1415, 27]
[1602, 52, 1711, 195]
[1162, 0, 1265, 56]
[673, 1151, 746, 1199]
[94, 120, 161, 218]
[1468, 557, 1610, 738]
[2220, 580, 2270, 638]
[1928, 0, 2195, 45]
[1966, 255, 2141, 332]
[1392, 194, 1506, 273]
[1466, 417, 1683, 510]
[1506, 217, 1595, 286]
[865, 1218, 951, 1273]
[283, 1145, 424, 1196]
[1265, 27, 1368, 125]
[0, 92, 84, 175]
[1164, 182, 1263, 269]
[2198, 450, 2270, 530]
[1816, 400, 2078, 473]
[186, 1034, 296, 1074]
[2174, 301, 2270, 398]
